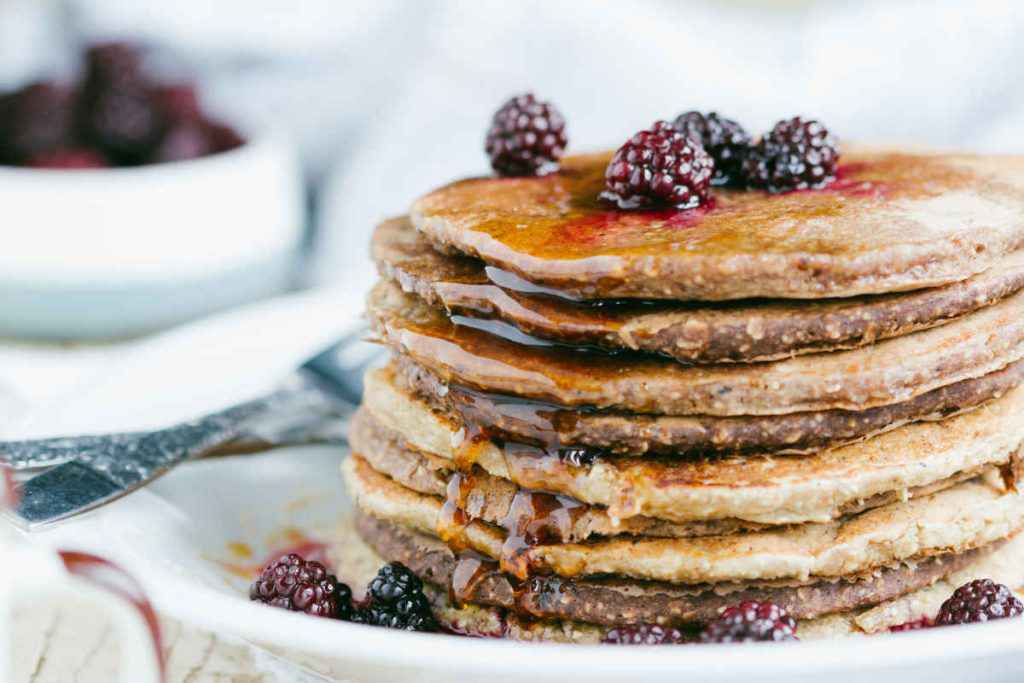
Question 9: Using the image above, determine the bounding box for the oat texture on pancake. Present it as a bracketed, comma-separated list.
[256, 100, 1024, 644]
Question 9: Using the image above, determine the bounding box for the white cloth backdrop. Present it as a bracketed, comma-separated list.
[312, 0, 1024, 294]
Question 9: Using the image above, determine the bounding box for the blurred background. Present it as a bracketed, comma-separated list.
[1, 0, 1023, 339]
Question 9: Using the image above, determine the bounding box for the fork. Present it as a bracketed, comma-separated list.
[1, 328, 382, 529]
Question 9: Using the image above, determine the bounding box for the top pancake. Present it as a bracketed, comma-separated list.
[411, 150, 1024, 301]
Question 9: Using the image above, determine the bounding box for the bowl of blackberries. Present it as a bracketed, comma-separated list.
[0, 42, 303, 339]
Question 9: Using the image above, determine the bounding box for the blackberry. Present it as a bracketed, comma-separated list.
[364, 562, 437, 632]
[485, 93, 567, 177]
[699, 601, 798, 643]
[935, 579, 1023, 626]
[673, 111, 751, 187]
[78, 43, 162, 163]
[743, 117, 839, 192]
[0, 82, 77, 163]
[601, 121, 714, 210]
[249, 553, 354, 620]
[364, 603, 437, 632]
[602, 624, 688, 645]
[82, 87, 164, 163]
[83, 43, 146, 91]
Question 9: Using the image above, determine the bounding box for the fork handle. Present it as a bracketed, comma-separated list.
[0, 376, 345, 478]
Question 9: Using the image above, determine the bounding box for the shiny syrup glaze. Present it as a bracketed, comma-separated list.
[381, 214, 685, 326]
[413, 151, 972, 265]
[384, 294, 677, 406]
[442, 472, 591, 584]
[442, 377, 602, 450]
[437, 420, 501, 550]
[439, 416, 600, 581]
[450, 550, 498, 605]
[437, 471, 475, 551]
[497, 488, 587, 580]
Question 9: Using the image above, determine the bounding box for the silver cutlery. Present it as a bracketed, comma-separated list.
[1, 328, 382, 529]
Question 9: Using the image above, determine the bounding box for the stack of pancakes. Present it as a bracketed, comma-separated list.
[341, 150, 1024, 641]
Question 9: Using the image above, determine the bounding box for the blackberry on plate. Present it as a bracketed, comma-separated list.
[603, 624, 688, 645]
[601, 120, 714, 210]
[485, 93, 567, 177]
[743, 116, 839, 192]
[249, 553, 354, 620]
[0, 82, 77, 163]
[673, 111, 751, 187]
[699, 600, 798, 643]
[364, 561, 438, 632]
[364, 603, 437, 632]
[935, 579, 1023, 626]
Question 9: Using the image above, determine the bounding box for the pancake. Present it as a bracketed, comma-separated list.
[349, 412, 767, 539]
[368, 279, 1024, 416]
[394, 356, 1024, 455]
[355, 511, 998, 627]
[349, 409, 990, 538]
[363, 366, 1024, 524]
[375, 216, 1024, 363]
[331, 518, 1024, 641]
[343, 456, 1024, 584]
[411, 150, 1024, 301]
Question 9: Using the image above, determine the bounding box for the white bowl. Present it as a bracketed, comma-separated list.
[0, 132, 303, 339]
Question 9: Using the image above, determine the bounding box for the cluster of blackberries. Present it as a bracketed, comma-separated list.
[601, 113, 839, 209]
[482, 92, 840, 210]
[0, 42, 242, 169]
[604, 601, 798, 646]
[250, 555, 437, 633]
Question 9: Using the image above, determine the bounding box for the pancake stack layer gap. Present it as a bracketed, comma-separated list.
[340, 149, 1024, 642]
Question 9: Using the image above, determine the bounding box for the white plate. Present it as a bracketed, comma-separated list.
[87, 447, 1024, 683]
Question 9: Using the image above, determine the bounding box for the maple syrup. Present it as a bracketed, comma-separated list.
[450, 551, 498, 605]
[498, 488, 586, 580]
[437, 471, 475, 551]
[451, 420, 494, 470]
